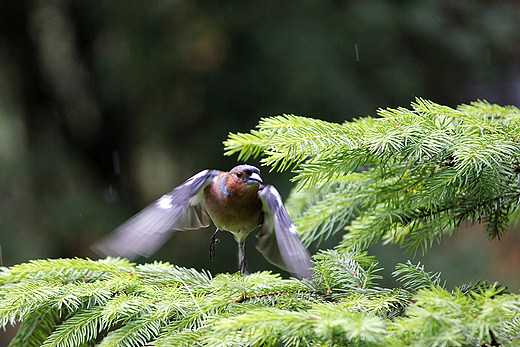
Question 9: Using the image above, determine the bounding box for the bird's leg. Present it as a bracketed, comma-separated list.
[238, 240, 249, 275]
[209, 228, 220, 261]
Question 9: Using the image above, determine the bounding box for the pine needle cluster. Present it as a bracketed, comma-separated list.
[2, 98, 520, 346]
[225, 98, 520, 253]
[1, 254, 519, 346]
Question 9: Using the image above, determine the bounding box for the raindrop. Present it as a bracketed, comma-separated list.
[104, 185, 118, 202]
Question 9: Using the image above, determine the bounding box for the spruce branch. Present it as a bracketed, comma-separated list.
[1, 255, 519, 346]
[7, 308, 60, 347]
[224, 114, 360, 172]
[285, 174, 376, 247]
[225, 98, 520, 253]
[390, 284, 520, 346]
[41, 306, 106, 347]
[393, 261, 443, 293]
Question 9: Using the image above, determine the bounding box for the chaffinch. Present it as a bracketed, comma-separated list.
[92, 165, 313, 279]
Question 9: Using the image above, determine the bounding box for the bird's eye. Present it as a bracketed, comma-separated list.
[236, 171, 243, 178]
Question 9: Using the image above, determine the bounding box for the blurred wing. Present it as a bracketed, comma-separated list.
[92, 170, 219, 260]
[256, 185, 313, 279]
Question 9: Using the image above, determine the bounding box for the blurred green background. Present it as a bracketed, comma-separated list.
[1, 0, 520, 314]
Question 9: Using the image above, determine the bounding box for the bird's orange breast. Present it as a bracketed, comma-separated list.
[203, 181, 263, 237]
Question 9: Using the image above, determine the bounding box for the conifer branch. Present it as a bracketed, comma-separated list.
[226, 98, 520, 252]
[393, 260, 443, 292]
[1, 244, 519, 346]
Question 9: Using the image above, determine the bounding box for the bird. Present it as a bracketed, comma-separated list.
[92, 164, 313, 279]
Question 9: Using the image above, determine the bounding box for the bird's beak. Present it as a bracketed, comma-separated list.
[248, 172, 263, 184]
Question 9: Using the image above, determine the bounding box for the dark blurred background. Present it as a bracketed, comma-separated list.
[1, 0, 520, 318]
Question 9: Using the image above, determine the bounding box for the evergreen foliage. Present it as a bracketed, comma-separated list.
[226, 98, 520, 252]
[2, 99, 520, 346]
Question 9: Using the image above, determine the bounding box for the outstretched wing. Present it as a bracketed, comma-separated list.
[92, 170, 219, 260]
[256, 185, 313, 279]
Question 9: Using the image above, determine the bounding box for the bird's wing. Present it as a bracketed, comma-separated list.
[92, 169, 219, 260]
[256, 185, 313, 279]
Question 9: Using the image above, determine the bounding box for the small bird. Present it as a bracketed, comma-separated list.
[92, 165, 313, 279]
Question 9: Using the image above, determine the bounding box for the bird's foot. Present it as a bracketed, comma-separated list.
[209, 229, 220, 261]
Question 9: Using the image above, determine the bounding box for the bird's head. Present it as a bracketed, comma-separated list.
[230, 165, 262, 185]
[222, 165, 263, 196]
